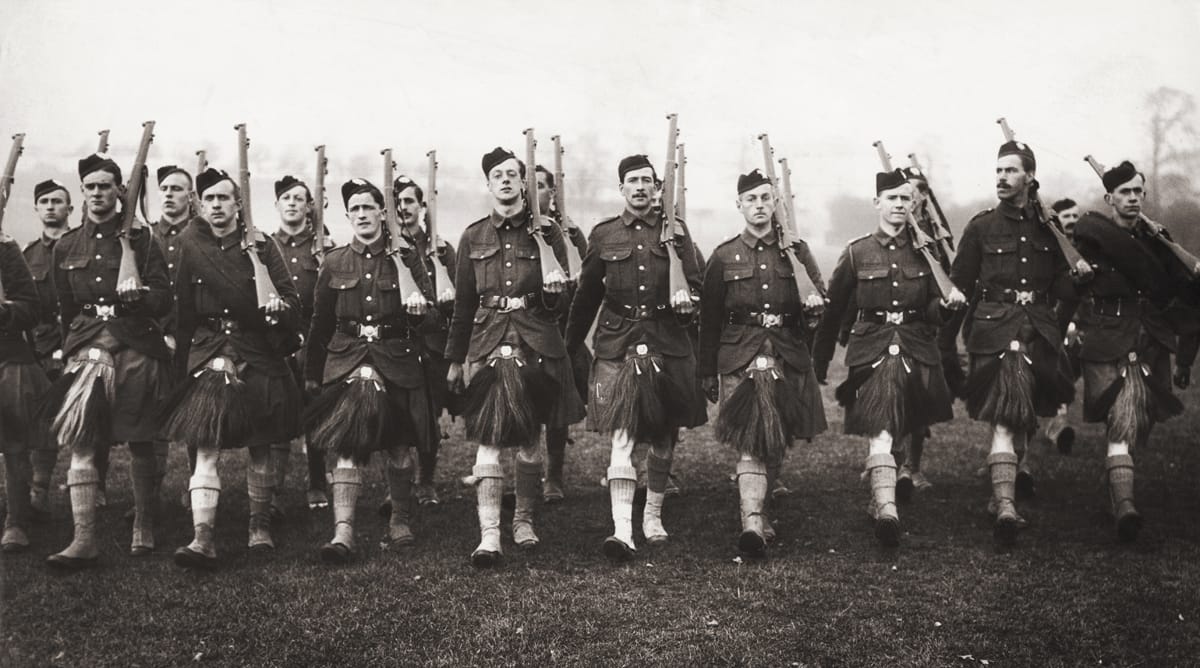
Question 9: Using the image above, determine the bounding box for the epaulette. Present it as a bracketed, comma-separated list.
[592, 215, 622, 229]
[846, 233, 871, 248]
[22, 237, 38, 251]
[968, 208, 994, 223]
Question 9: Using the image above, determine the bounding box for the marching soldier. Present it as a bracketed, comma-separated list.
[162, 167, 302, 569]
[1070, 161, 1190, 540]
[813, 169, 963, 547]
[1044, 197, 1085, 456]
[1, 224, 51, 552]
[1052, 198, 1081, 241]
[44, 154, 173, 568]
[951, 140, 1081, 545]
[304, 178, 433, 562]
[445, 147, 583, 567]
[25, 179, 71, 515]
[271, 175, 334, 511]
[534, 164, 588, 502]
[565, 154, 705, 560]
[699, 169, 827, 557]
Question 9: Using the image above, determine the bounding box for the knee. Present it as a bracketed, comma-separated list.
[516, 445, 540, 464]
[69, 450, 96, 470]
[474, 445, 502, 467]
[868, 430, 894, 456]
[247, 446, 271, 471]
[193, 448, 220, 477]
[388, 447, 414, 470]
[648, 441, 673, 460]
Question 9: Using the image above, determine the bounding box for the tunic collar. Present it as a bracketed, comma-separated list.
[350, 235, 388, 256]
[740, 228, 778, 248]
[871, 226, 910, 247]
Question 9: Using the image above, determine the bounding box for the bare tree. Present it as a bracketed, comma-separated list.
[1145, 86, 1200, 214]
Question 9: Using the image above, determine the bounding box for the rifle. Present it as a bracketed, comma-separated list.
[97, 129, 110, 154]
[424, 150, 455, 302]
[313, 144, 328, 263]
[675, 142, 687, 221]
[906, 153, 956, 258]
[191, 149, 208, 217]
[234, 123, 284, 317]
[757, 134, 823, 306]
[381, 148, 429, 304]
[996, 117, 1093, 279]
[115, 121, 156, 291]
[659, 114, 690, 300]
[549, 135, 583, 279]
[522, 129, 568, 283]
[1084, 154, 1200, 278]
[872, 140, 957, 298]
[0, 133, 26, 301]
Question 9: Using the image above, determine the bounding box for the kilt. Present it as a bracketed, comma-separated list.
[241, 363, 305, 449]
[1081, 341, 1180, 445]
[422, 348, 459, 418]
[967, 334, 1074, 425]
[0, 360, 51, 453]
[717, 357, 827, 460]
[464, 341, 586, 431]
[306, 366, 434, 463]
[587, 348, 706, 435]
[839, 353, 953, 439]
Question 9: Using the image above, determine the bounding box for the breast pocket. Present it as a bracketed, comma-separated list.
[59, 256, 95, 297]
[329, 273, 361, 316]
[981, 236, 1019, 277]
[599, 245, 634, 289]
[376, 276, 401, 313]
[469, 245, 500, 289]
[855, 266, 891, 307]
[1027, 238, 1056, 283]
[900, 265, 931, 305]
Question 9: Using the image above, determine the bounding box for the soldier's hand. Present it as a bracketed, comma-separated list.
[263, 295, 287, 314]
[405, 291, 430, 316]
[305, 379, 322, 397]
[1174, 365, 1191, 390]
[814, 360, 828, 385]
[543, 270, 567, 294]
[671, 289, 696, 315]
[447, 362, 466, 394]
[437, 286, 456, 304]
[1072, 259, 1094, 282]
[116, 278, 145, 302]
[701, 376, 719, 404]
[941, 287, 968, 310]
[164, 334, 176, 352]
[51, 348, 63, 362]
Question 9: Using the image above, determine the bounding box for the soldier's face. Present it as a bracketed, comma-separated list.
[737, 184, 776, 228]
[535, 171, 553, 215]
[620, 167, 656, 211]
[874, 183, 915, 228]
[275, 185, 311, 226]
[81, 170, 120, 218]
[1057, 205, 1081, 235]
[36, 189, 72, 227]
[995, 156, 1031, 202]
[1105, 176, 1145, 221]
[346, 193, 383, 242]
[200, 180, 239, 230]
[396, 186, 422, 227]
[159, 172, 193, 218]
[488, 159, 522, 206]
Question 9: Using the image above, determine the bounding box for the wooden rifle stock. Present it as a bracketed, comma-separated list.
[659, 114, 690, 299]
[235, 123, 283, 314]
[116, 121, 155, 292]
[872, 139, 956, 298]
[195, 150, 208, 175]
[192, 149, 207, 217]
[675, 142, 687, 221]
[425, 149, 455, 302]
[0, 133, 26, 301]
[523, 129, 568, 284]
[758, 134, 822, 304]
[313, 145, 327, 263]
[381, 149, 428, 304]
[906, 153, 956, 258]
[549, 135, 582, 279]
[97, 129, 110, 154]
[996, 117, 1093, 280]
[1084, 154, 1200, 278]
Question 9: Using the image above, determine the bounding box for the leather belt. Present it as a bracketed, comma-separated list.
[603, 299, 675, 322]
[727, 311, 798, 328]
[336, 320, 411, 341]
[200, 316, 243, 334]
[857, 309, 924, 325]
[80, 302, 126, 321]
[980, 288, 1046, 305]
[479, 293, 541, 312]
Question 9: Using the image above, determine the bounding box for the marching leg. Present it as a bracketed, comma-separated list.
[175, 453, 221, 570]
[643, 442, 673, 545]
[46, 453, 100, 569]
[383, 448, 415, 550]
[246, 445, 276, 553]
[269, 441, 291, 521]
[29, 447, 56, 515]
[471, 447, 504, 568]
[513, 444, 542, 549]
[866, 431, 900, 547]
[763, 459, 781, 543]
[129, 442, 158, 556]
[736, 456, 768, 557]
[988, 425, 1021, 546]
[2, 451, 33, 552]
[603, 429, 637, 560]
[320, 461, 361, 563]
[305, 438, 329, 510]
[1106, 445, 1141, 542]
[543, 425, 568, 503]
[415, 437, 440, 507]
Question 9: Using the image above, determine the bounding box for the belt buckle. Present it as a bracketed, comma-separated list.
[761, 313, 783, 328]
[358, 324, 380, 342]
[499, 296, 525, 312]
[885, 311, 904, 325]
[95, 304, 117, 321]
[1015, 290, 1034, 305]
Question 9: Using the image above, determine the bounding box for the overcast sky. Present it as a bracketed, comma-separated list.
[1, 0, 1197, 253]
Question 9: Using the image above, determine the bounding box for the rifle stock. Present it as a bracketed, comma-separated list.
[313, 145, 327, 263]
[758, 135, 821, 304]
[675, 142, 687, 221]
[523, 129, 567, 283]
[0, 133, 26, 301]
[381, 148, 427, 303]
[235, 123, 282, 312]
[872, 139, 956, 297]
[659, 114, 690, 299]
[1084, 154, 1200, 278]
[906, 152, 956, 257]
[995, 118, 1093, 280]
[549, 135, 583, 279]
[425, 149, 455, 302]
[116, 121, 155, 291]
[97, 129, 110, 154]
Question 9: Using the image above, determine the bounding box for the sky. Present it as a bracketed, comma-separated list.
[1, 0, 1198, 258]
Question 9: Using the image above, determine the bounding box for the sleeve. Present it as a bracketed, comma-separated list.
[51, 237, 78, 344]
[262, 237, 302, 333]
[950, 219, 982, 296]
[697, 251, 726, 377]
[1178, 332, 1199, 368]
[812, 245, 856, 366]
[540, 222, 571, 315]
[125, 230, 173, 318]
[796, 241, 826, 294]
[678, 221, 702, 295]
[564, 228, 606, 352]
[444, 229, 477, 364]
[173, 247, 197, 377]
[305, 262, 336, 383]
[567, 226, 588, 256]
[0, 241, 41, 330]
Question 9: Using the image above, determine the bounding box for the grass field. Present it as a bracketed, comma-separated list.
[4, 362, 1200, 667]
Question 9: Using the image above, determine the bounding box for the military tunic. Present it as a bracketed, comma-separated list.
[813, 228, 953, 438]
[52, 219, 173, 443]
[446, 209, 585, 428]
[23, 235, 63, 375]
[405, 226, 459, 416]
[149, 215, 200, 337]
[0, 237, 51, 452]
[564, 209, 705, 430]
[172, 222, 303, 448]
[306, 236, 434, 453]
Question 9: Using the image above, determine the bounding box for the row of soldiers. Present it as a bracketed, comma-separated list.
[0, 136, 1194, 571]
